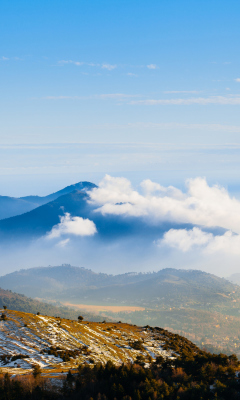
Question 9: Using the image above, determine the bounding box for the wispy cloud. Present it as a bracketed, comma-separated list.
[235, 78, 240, 83]
[58, 60, 117, 70]
[56, 238, 70, 248]
[130, 95, 240, 105]
[1, 56, 9, 61]
[127, 72, 138, 77]
[58, 60, 87, 66]
[164, 90, 200, 94]
[101, 63, 117, 71]
[43, 93, 139, 100]
[127, 122, 240, 132]
[147, 64, 157, 69]
[95, 93, 139, 99]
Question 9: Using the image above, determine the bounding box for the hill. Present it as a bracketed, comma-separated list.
[0, 181, 96, 221]
[0, 309, 239, 400]
[0, 287, 101, 322]
[0, 308, 220, 373]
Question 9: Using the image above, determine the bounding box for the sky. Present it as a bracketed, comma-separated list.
[1, 1, 240, 276]
[1, 0, 240, 196]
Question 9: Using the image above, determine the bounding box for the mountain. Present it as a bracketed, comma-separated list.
[0, 188, 190, 241]
[19, 181, 96, 206]
[0, 181, 96, 221]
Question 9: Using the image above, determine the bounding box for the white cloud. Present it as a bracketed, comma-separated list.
[159, 228, 240, 255]
[130, 96, 240, 105]
[101, 64, 117, 71]
[1, 56, 9, 61]
[89, 175, 240, 234]
[47, 213, 97, 239]
[147, 64, 157, 69]
[160, 228, 213, 252]
[235, 78, 240, 82]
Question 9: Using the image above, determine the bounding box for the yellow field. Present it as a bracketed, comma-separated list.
[63, 302, 145, 313]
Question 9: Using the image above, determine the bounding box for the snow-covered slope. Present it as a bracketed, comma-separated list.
[0, 309, 173, 377]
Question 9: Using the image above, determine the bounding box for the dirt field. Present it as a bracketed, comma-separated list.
[63, 302, 145, 313]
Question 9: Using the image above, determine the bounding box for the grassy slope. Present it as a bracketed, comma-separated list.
[0, 309, 197, 376]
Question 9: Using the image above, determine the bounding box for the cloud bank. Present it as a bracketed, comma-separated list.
[89, 175, 240, 234]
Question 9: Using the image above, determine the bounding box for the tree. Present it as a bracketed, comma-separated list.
[3, 305, 7, 310]
[78, 316, 83, 322]
[1, 313, 7, 320]
[36, 312, 40, 315]
[32, 364, 41, 379]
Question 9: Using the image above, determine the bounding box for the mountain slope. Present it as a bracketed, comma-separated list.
[0, 181, 96, 221]
[0, 196, 38, 220]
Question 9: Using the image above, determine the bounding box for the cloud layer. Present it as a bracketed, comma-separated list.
[89, 175, 240, 234]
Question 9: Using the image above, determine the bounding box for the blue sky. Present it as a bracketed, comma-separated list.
[1, 0, 240, 195]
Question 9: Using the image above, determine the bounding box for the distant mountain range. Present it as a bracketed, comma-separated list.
[0, 265, 237, 310]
